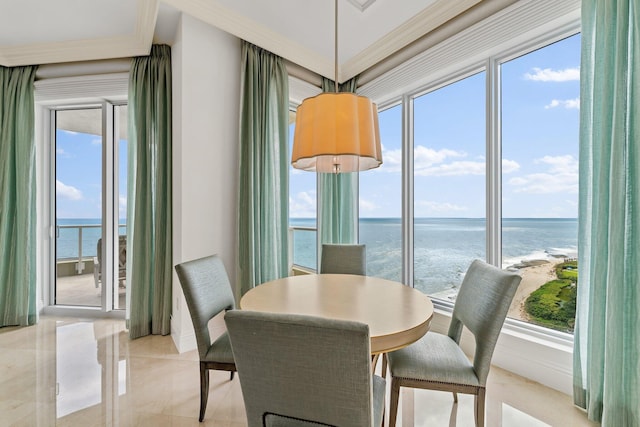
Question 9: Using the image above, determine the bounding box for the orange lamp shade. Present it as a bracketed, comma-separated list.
[292, 92, 382, 173]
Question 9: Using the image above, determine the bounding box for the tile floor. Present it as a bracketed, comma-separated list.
[0, 316, 598, 426]
[56, 274, 126, 308]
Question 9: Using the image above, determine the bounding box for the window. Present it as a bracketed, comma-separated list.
[289, 114, 317, 271]
[501, 34, 580, 332]
[285, 5, 579, 338]
[353, 34, 579, 335]
[413, 72, 486, 300]
[359, 104, 402, 281]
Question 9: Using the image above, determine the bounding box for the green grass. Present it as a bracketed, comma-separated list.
[557, 260, 578, 281]
[524, 261, 577, 332]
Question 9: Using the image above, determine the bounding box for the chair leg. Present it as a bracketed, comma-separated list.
[453, 392, 458, 403]
[475, 388, 485, 427]
[199, 364, 209, 422]
[381, 353, 388, 379]
[389, 377, 401, 427]
[230, 371, 235, 380]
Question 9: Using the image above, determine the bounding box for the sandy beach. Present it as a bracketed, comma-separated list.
[508, 259, 564, 321]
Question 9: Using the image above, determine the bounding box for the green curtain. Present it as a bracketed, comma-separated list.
[574, 0, 640, 424]
[0, 66, 37, 327]
[317, 77, 359, 250]
[238, 42, 289, 295]
[127, 45, 173, 338]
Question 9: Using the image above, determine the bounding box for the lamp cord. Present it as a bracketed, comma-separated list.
[334, 0, 338, 93]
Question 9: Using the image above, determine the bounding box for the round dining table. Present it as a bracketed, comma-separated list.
[240, 273, 434, 355]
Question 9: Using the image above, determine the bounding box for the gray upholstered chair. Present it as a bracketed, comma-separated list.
[320, 243, 366, 275]
[174, 255, 236, 422]
[225, 310, 385, 427]
[386, 259, 521, 427]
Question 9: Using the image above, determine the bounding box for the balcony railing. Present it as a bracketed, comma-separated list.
[56, 223, 126, 275]
[57, 223, 312, 275]
[288, 225, 317, 272]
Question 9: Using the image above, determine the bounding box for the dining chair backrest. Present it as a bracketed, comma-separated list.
[175, 254, 235, 360]
[320, 243, 366, 275]
[447, 259, 521, 385]
[225, 310, 378, 427]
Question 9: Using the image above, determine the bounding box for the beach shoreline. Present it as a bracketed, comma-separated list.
[508, 258, 565, 321]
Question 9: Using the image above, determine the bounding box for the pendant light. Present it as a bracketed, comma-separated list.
[291, 0, 382, 173]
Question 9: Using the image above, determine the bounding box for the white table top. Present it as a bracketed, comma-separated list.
[240, 274, 434, 354]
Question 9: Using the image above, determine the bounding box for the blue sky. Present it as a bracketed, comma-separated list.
[289, 33, 581, 219]
[56, 127, 128, 220]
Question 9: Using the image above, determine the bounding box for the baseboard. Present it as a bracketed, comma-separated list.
[494, 324, 573, 395]
[171, 323, 197, 353]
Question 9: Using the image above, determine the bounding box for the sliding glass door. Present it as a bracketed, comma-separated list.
[53, 103, 128, 311]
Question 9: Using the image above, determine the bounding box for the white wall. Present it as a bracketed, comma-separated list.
[171, 13, 241, 352]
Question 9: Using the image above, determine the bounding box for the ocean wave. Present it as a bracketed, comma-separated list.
[502, 247, 577, 269]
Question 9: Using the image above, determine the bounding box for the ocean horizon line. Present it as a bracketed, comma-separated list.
[57, 216, 578, 221]
[291, 216, 578, 221]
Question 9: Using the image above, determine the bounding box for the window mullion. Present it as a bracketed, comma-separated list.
[402, 94, 414, 286]
[486, 57, 502, 267]
[102, 102, 115, 312]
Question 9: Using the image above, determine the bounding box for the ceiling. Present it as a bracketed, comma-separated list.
[0, 0, 483, 82]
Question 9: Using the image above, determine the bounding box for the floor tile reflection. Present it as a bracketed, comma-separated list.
[0, 316, 597, 426]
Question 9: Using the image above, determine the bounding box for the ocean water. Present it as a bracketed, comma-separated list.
[58, 217, 578, 298]
[291, 217, 578, 296]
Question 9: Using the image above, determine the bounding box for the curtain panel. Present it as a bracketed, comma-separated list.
[574, 0, 640, 424]
[317, 78, 359, 255]
[238, 42, 289, 295]
[0, 65, 37, 327]
[127, 45, 173, 338]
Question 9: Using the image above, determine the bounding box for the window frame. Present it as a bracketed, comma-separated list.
[390, 25, 580, 336]
[35, 72, 129, 318]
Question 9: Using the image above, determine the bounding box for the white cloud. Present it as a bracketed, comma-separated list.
[380, 146, 402, 172]
[56, 180, 82, 200]
[62, 130, 78, 135]
[545, 98, 580, 109]
[415, 160, 484, 176]
[359, 197, 377, 213]
[289, 191, 316, 218]
[524, 67, 580, 82]
[119, 195, 127, 216]
[381, 145, 520, 177]
[415, 200, 468, 215]
[502, 159, 521, 174]
[414, 146, 465, 170]
[378, 146, 466, 174]
[415, 156, 520, 177]
[413, 147, 471, 176]
[91, 138, 102, 146]
[56, 148, 66, 155]
[508, 155, 578, 194]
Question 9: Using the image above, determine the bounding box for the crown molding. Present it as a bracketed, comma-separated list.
[137, 0, 160, 49]
[0, 0, 158, 67]
[340, 0, 481, 81]
[164, 0, 334, 79]
[167, 0, 484, 83]
[359, 0, 580, 104]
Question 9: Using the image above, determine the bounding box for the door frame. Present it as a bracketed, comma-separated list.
[46, 102, 127, 316]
